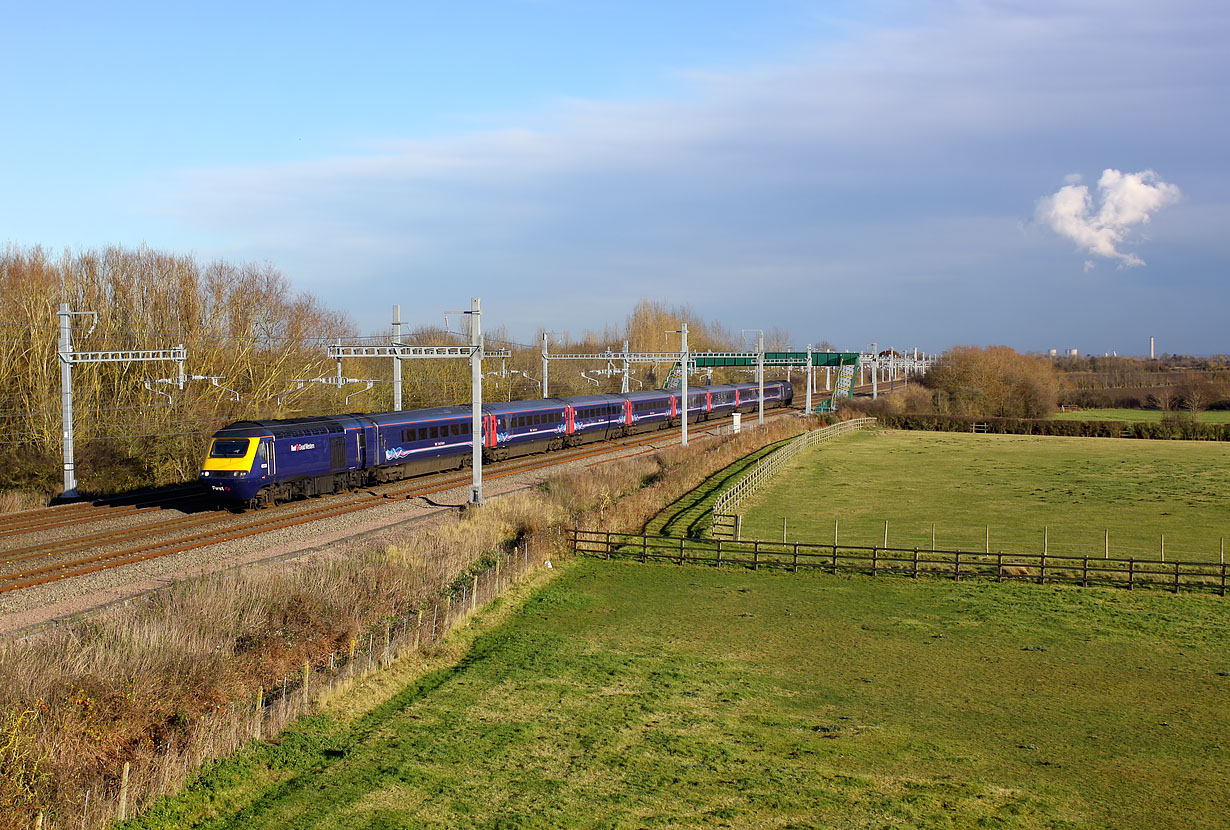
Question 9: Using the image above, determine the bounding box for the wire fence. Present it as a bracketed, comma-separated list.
[29, 535, 554, 830]
[710, 417, 875, 536]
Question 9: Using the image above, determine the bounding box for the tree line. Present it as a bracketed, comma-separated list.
[0, 245, 802, 499]
[847, 346, 1230, 420]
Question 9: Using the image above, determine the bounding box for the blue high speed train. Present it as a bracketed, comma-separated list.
[199, 382, 793, 507]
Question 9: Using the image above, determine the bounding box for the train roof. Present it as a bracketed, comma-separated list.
[363, 406, 473, 427]
[559, 393, 626, 406]
[483, 398, 569, 415]
[623, 389, 674, 401]
[215, 415, 360, 439]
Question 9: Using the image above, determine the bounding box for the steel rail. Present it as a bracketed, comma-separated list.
[0, 416, 769, 593]
[0, 487, 203, 537]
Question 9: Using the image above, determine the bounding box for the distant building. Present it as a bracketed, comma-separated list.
[1068, 348, 1079, 357]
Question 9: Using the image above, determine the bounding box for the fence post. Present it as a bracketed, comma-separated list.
[679, 536, 685, 565]
[753, 541, 759, 571]
[1128, 558, 1134, 590]
[254, 686, 264, 739]
[996, 552, 1003, 582]
[954, 550, 960, 582]
[118, 760, 130, 821]
[832, 543, 838, 574]
[1221, 561, 1226, 597]
[1173, 561, 1180, 593]
[1082, 556, 1088, 588]
[872, 546, 878, 577]
[642, 534, 648, 563]
[793, 543, 799, 573]
[717, 539, 723, 567]
[913, 547, 919, 578]
[736, 514, 742, 541]
[1040, 552, 1046, 585]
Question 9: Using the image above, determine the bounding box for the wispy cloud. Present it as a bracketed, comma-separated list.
[1036, 169, 1181, 267]
[147, 0, 1229, 349]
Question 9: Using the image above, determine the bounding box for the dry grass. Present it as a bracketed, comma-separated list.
[0, 491, 48, 515]
[0, 416, 809, 829]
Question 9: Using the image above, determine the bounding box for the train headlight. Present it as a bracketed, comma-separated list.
[201, 471, 209, 477]
[232, 471, 246, 477]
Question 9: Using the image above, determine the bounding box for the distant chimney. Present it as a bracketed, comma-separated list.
[1150, 336, 1155, 359]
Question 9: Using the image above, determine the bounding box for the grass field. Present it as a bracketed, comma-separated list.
[1051, 408, 1230, 423]
[129, 560, 1230, 829]
[739, 430, 1230, 561]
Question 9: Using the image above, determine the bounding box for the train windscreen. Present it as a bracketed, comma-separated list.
[209, 438, 251, 458]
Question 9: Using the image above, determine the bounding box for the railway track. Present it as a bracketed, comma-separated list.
[0, 413, 792, 595]
[0, 484, 204, 538]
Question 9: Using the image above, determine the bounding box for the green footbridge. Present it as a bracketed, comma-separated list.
[660, 351, 861, 399]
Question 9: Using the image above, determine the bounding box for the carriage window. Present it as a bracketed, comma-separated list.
[429, 426, 439, 439]
[418, 427, 428, 441]
[533, 414, 540, 425]
[461, 423, 469, 434]
[451, 424, 459, 436]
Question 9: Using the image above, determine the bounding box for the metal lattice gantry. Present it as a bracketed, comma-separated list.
[541, 341, 864, 419]
[57, 304, 189, 498]
[856, 346, 938, 400]
[328, 300, 511, 504]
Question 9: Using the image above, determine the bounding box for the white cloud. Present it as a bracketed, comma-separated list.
[1036, 169, 1181, 267]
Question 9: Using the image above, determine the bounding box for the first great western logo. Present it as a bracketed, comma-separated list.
[290, 442, 316, 452]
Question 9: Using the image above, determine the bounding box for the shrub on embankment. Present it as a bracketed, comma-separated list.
[0, 416, 809, 829]
[879, 412, 1230, 440]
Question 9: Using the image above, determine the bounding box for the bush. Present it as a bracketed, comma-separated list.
[879, 413, 1230, 441]
[924, 346, 1059, 418]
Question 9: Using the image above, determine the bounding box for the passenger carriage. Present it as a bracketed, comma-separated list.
[200, 382, 795, 507]
[563, 393, 627, 445]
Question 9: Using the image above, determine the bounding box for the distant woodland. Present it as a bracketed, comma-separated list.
[847, 346, 1230, 421]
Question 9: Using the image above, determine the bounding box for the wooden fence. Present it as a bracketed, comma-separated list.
[710, 417, 875, 535]
[570, 528, 1229, 595]
[30, 540, 549, 830]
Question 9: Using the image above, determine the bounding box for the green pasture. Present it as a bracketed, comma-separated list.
[129, 560, 1230, 829]
[1051, 408, 1230, 423]
[739, 430, 1230, 561]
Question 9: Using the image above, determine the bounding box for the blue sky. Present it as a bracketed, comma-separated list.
[3, 0, 1228, 354]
